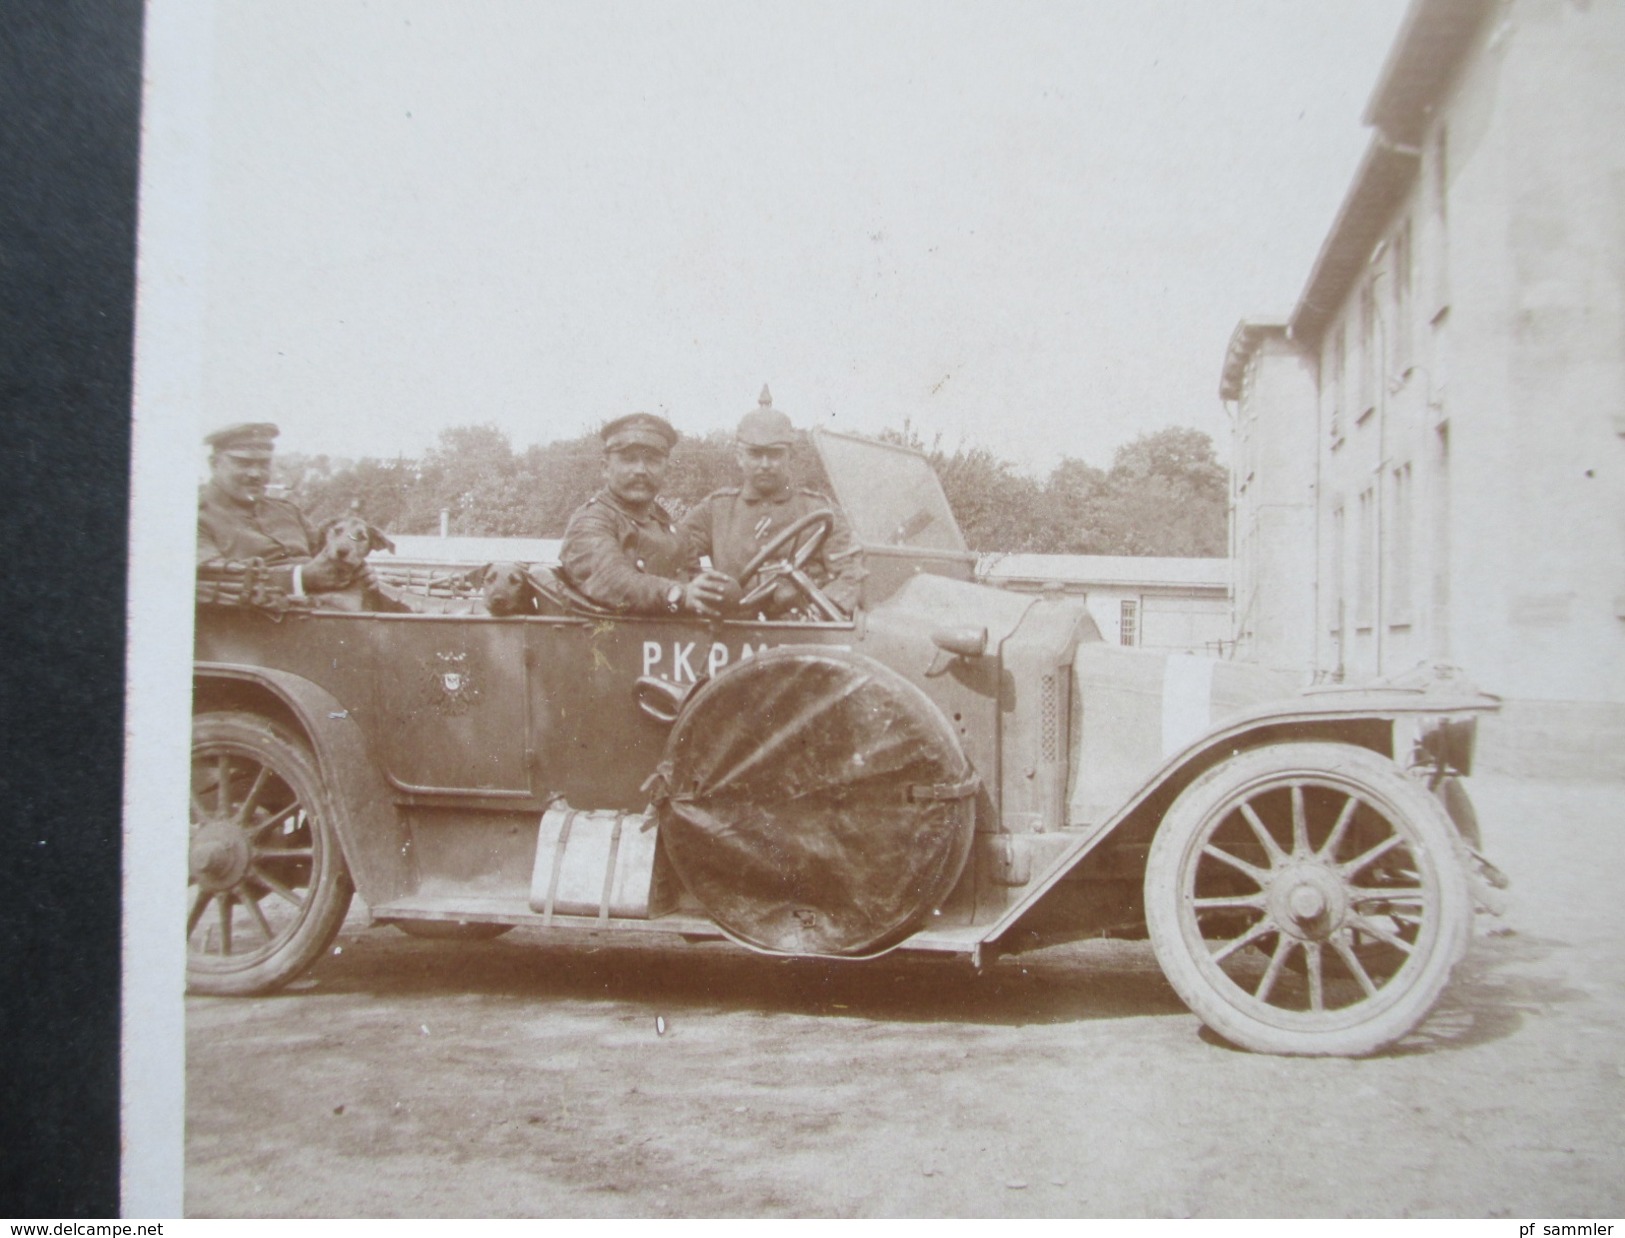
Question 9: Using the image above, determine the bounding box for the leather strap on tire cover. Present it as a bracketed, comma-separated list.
[648, 647, 977, 956]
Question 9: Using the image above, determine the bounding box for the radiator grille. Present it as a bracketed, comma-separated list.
[1040, 673, 1060, 763]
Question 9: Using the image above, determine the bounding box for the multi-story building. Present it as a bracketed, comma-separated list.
[1222, 0, 1625, 775]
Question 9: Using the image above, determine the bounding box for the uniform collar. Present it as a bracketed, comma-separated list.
[201, 478, 258, 514]
[597, 488, 671, 524]
[740, 483, 792, 505]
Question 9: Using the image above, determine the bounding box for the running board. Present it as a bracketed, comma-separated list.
[369, 895, 988, 956]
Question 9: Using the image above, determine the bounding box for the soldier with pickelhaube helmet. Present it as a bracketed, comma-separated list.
[196, 421, 367, 595]
[558, 412, 735, 615]
[679, 385, 864, 618]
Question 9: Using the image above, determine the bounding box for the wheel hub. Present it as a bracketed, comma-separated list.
[1267, 863, 1348, 941]
[190, 821, 251, 892]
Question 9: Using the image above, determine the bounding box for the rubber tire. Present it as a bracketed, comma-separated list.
[394, 920, 513, 941]
[1144, 741, 1471, 1057]
[189, 711, 355, 996]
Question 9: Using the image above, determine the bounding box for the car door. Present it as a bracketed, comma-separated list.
[528, 612, 852, 810]
[366, 613, 536, 799]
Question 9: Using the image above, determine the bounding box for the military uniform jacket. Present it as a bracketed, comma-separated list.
[559, 490, 698, 613]
[679, 485, 864, 612]
[197, 481, 316, 569]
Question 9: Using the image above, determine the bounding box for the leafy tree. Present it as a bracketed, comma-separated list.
[662, 430, 748, 520]
[1093, 427, 1228, 556]
[1112, 425, 1225, 486]
[935, 446, 1046, 552]
[876, 421, 1047, 551]
[423, 424, 519, 533]
[520, 432, 605, 535]
[273, 418, 1227, 556]
[1041, 456, 1110, 554]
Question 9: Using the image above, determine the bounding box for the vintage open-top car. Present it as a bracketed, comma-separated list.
[191, 428, 1503, 1056]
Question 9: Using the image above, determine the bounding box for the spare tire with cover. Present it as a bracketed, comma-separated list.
[649, 648, 977, 956]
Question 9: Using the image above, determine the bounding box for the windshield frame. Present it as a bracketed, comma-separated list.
[809, 428, 970, 556]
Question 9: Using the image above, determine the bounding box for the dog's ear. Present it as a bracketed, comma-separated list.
[461, 562, 494, 590]
[316, 517, 341, 543]
[367, 524, 396, 554]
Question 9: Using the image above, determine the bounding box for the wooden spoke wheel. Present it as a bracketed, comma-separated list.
[1144, 742, 1470, 1056]
[188, 712, 353, 996]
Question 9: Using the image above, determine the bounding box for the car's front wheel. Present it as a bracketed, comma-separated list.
[1144, 741, 1470, 1056]
[188, 711, 354, 995]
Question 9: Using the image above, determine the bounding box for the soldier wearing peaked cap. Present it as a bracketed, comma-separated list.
[197, 422, 388, 597]
[198, 423, 312, 574]
[679, 386, 864, 619]
[599, 411, 679, 454]
[559, 413, 735, 615]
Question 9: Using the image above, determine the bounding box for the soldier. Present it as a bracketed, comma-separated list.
[196, 422, 367, 595]
[680, 386, 864, 618]
[559, 412, 734, 615]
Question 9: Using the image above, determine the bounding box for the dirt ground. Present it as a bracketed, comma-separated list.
[185, 775, 1625, 1218]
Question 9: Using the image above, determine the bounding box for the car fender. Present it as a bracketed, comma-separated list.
[194, 661, 415, 906]
[976, 671, 1499, 949]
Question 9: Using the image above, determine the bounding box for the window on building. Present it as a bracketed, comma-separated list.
[1431, 125, 1450, 314]
[1329, 504, 1346, 639]
[1429, 306, 1450, 412]
[1328, 327, 1346, 441]
[1431, 425, 1452, 656]
[1358, 280, 1376, 418]
[1356, 486, 1376, 629]
[1434, 126, 1449, 223]
[1393, 218, 1413, 377]
[1120, 599, 1138, 647]
[1388, 462, 1413, 624]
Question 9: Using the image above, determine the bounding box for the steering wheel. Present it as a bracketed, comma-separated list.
[735, 508, 845, 621]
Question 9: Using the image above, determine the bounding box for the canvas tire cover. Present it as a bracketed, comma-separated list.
[654, 647, 977, 956]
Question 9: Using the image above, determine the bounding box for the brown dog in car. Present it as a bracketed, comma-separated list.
[469, 562, 544, 616]
[305, 516, 408, 611]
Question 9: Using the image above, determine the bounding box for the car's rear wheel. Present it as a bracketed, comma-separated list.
[188, 711, 354, 995]
[1144, 741, 1470, 1056]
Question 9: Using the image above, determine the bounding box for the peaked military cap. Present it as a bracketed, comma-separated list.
[205, 422, 279, 458]
[736, 385, 795, 447]
[601, 412, 678, 454]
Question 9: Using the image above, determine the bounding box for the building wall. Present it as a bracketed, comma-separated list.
[1410, 0, 1623, 704]
[1137, 591, 1232, 654]
[1454, 0, 1625, 704]
[1229, 334, 1318, 674]
[1229, 0, 1625, 772]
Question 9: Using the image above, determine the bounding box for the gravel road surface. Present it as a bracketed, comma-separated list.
[185, 775, 1625, 1218]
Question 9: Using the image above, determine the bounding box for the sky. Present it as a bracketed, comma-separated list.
[189, 0, 1412, 475]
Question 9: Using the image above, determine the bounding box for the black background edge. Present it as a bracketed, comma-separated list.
[0, 0, 144, 1217]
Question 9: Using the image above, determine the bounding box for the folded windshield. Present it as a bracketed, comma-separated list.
[811, 429, 967, 553]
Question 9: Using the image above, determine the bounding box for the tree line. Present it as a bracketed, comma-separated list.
[276, 422, 1227, 557]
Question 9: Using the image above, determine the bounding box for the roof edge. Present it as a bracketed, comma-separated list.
[1287, 139, 1420, 348]
[1285, 0, 1495, 349]
[1363, 0, 1496, 144]
[1218, 319, 1289, 402]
